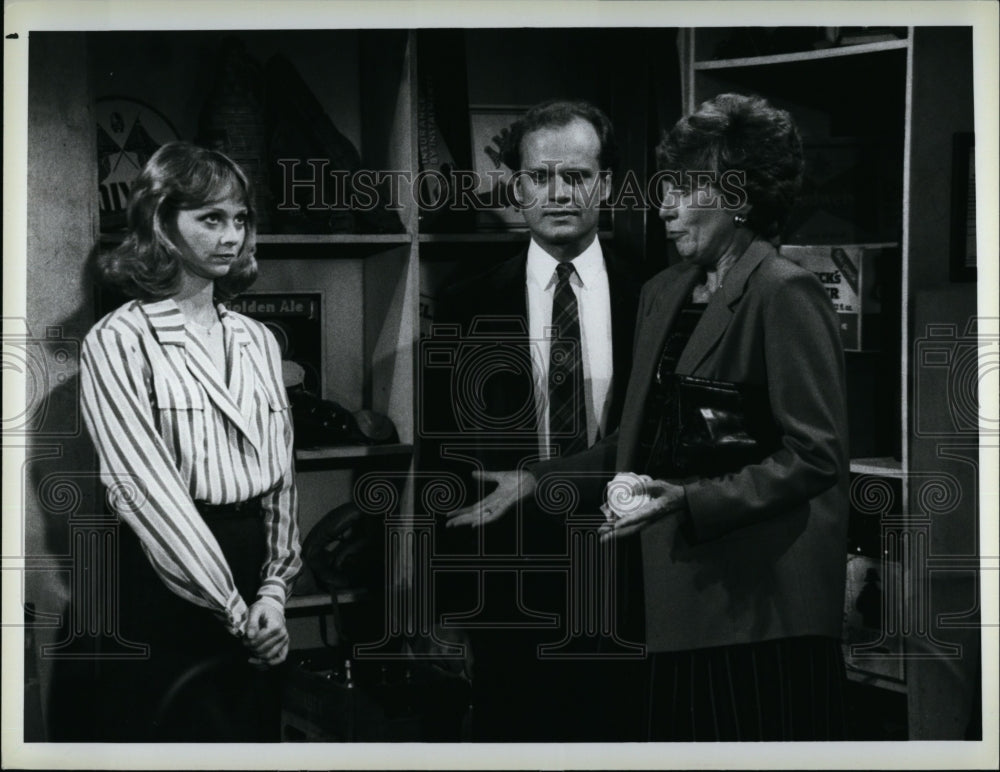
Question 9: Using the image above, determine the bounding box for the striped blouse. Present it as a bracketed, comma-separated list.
[80, 298, 302, 637]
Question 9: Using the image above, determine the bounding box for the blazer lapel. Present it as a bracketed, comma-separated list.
[676, 240, 770, 375]
[633, 263, 704, 396]
[616, 263, 703, 470]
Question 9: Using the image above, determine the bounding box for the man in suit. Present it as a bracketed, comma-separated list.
[448, 92, 851, 740]
[421, 99, 644, 741]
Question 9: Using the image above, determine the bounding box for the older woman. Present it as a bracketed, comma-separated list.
[449, 93, 849, 741]
[80, 142, 301, 740]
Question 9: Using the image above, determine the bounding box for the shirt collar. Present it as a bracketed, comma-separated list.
[140, 297, 251, 347]
[140, 298, 187, 345]
[526, 236, 605, 290]
[219, 303, 254, 347]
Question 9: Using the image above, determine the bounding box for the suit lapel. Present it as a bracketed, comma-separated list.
[472, 251, 536, 435]
[604, 248, 641, 430]
[489, 250, 529, 318]
[500, 252, 534, 433]
[676, 240, 771, 375]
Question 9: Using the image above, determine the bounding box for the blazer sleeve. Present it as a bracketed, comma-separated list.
[80, 327, 250, 636]
[416, 286, 475, 508]
[682, 270, 849, 542]
[527, 429, 619, 514]
[524, 277, 655, 513]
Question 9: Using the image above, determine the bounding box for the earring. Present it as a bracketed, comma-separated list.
[733, 213, 747, 227]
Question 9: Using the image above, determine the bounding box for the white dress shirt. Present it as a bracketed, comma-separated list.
[526, 238, 614, 460]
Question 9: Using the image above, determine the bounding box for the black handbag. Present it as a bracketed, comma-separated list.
[671, 375, 782, 477]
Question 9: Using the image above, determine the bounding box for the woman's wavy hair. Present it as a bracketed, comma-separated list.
[99, 141, 258, 301]
[655, 93, 804, 240]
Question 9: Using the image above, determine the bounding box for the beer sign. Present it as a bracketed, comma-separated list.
[781, 244, 887, 351]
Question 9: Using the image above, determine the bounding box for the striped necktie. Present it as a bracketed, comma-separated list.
[548, 262, 588, 458]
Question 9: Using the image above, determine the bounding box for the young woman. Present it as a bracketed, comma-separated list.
[80, 141, 301, 741]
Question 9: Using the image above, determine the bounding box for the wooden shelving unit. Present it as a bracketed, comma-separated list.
[685, 25, 909, 473]
[295, 443, 414, 463]
[692, 38, 910, 71]
[257, 234, 412, 245]
[684, 26, 979, 740]
[285, 589, 368, 617]
[849, 457, 905, 478]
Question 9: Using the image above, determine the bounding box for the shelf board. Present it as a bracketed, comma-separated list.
[257, 233, 411, 245]
[295, 442, 413, 462]
[845, 665, 907, 694]
[98, 233, 412, 247]
[694, 39, 910, 70]
[285, 589, 367, 616]
[782, 241, 900, 250]
[419, 231, 530, 243]
[850, 457, 904, 477]
[418, 229, 614, 244]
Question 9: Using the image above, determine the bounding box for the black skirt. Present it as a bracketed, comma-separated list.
[96, 499, 282, 742]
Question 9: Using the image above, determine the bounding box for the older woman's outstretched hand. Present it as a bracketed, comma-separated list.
[600, 472, 686, 541]
[445, 470, 537, 528]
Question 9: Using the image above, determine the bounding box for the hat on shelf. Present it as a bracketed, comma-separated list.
[285, 365, 399, 448]
[300, 503, 381, 594]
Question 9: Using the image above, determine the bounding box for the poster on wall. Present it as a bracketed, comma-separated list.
[96, 97, 179, 232]
[468, 105, 527, 230]
[225, 291, 323, 394]
[780, 244, 888, 351]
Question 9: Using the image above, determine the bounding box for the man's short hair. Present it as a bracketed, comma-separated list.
[502, 99, 619, 173]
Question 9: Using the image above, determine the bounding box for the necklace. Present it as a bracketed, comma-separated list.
[186, 316, 222, 336]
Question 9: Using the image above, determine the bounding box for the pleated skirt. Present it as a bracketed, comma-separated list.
[647, 636, 848, 741]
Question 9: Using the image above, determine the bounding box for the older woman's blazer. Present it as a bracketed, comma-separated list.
[537, 239, 850, 653]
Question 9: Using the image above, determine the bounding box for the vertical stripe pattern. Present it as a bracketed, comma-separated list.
[548, 263, 587, 457]
[647, 636, 848, 741]
[80, 299, 302, 637]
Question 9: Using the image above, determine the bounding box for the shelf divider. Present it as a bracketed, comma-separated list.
[849, 457, 904, 477]
[257, 233, 412, 245]
[295, 442, 414, 463]
[693, 38, 910, 70]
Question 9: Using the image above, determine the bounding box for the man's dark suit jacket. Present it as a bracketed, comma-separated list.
[419, 243, 642, 618]
[422, 244, 641, 490]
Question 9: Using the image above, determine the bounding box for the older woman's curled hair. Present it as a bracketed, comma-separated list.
[656, 93, 803, 240]
[99, 141, 258, 301]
